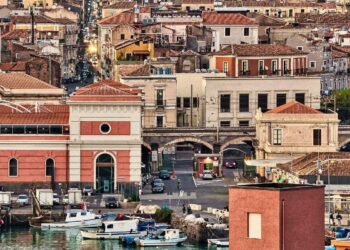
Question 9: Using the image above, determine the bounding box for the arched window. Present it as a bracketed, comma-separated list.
[46, 158, 54, 177]
[9, 158, 18, 177]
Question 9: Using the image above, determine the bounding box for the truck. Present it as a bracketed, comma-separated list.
[68, 189, 82, 208]
[0, 192, 11, 207]
[35, 189, 53, 208]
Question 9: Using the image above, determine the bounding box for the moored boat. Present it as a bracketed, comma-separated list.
[135, 229, 187, 246]
[80, 219, 146, 240]
[41, 210, 102, 229]
[208, 238, 229, 247]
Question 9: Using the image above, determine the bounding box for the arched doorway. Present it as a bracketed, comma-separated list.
[95, 153, 115, 193]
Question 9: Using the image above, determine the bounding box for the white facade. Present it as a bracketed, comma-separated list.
[204, 76, 321, 128]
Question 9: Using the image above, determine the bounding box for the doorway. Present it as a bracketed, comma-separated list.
[95, 153, 115, 193]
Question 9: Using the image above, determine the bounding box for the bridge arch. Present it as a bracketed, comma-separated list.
[220, 136, 254, 151]
[142, 141, 152, 151]
[159, 137, 213, 152]
[339, 138, 350, 147]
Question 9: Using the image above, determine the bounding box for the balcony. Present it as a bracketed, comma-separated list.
[258, 69, 268, 75]
[156, 99, 166, 108]
[295, 68, 308, 75]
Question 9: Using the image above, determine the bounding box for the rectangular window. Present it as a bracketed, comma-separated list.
[301, 9, 305, 13]
[258, 94, 268, 112]
[248, 213, 262, 239]
[289, 9, 293, 17]
[239, 120, 249, 127]
[313, 129, 321, 146]
[272, 60, 278, 74]
[13, 125, 24, 134]
[177, 97, 181, 108]
[297, 46, 303, 51]
[258, 60, 264, 74]
[273, 129, 282, 145]
[220, 94, 230, 112]
[310, 61, 316, 68]
[220, 121, 231, 127]
[1, 125, 12, 134]
[276, 93, 286, 107]
[283, 59, 289, 74]
[120, 34, 125, 40]
[38, 125, 50, 134]
[242, 60, 249, 75]
[265, 9, 269, 16]
[193, 97, 198, 108]
[156, 116, 164, 128]
[50, 126, 63, 134]
[244, 28, 250, 37]
[239, 94, 249, 112]
[225, 27, 230, 37]
[156, 89, 164, 106]
[183, 97, 191, 108]
[223, 61, 228, 73]
[25, 125, 38, 134]
[295, 93, 305, 104]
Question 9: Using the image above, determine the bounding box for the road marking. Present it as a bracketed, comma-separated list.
[195, 179, 225, 186]
[192, 175, 197, 188]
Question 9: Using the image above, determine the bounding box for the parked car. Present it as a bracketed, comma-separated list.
[16, 194, 29, 206]
[159, 170, 170, 179]
[105, 197, 119, 208]
[202, 170, 214, 180]
[151, 178, 164, 187]
[62, 194, 69, 205]
[83, 185, 94, 195]
[340, 143, 350, 152]
[152, 183, 165, 193]
[53, 193, 60, 205]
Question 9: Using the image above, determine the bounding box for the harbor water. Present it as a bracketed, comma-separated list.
[0, 227, 216, 250]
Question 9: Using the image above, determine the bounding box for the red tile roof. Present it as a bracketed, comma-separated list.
[69, 80, 141, 102]
[203, 12, 257, 25]
[182, 0, 213, 4]
[0, 104, 69, 125]
[11, 15, 75, 24]
[1, 30, 30, 40]
[266, 101, 322, 114]
[211, 44, 307, 57]
[98, 12, 135, 25]
[332, 49, 348, 59]
[103, 1, 136, 9]
[0, 72, 60, 89]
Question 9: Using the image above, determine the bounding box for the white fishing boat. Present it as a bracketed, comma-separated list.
[135, 229, 187, 246]
[208, 238, 229, 247]
[80, 219, 146, 240]
[41, 210, 102, 229]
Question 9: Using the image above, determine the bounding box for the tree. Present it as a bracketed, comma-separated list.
[330, 90, 350, 124]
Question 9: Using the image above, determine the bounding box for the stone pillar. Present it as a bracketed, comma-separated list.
[151, 143, 159, 173]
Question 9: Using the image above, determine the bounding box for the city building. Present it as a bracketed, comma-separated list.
[23, 0, 53, 9]
[202, 12, 259, 51]
[209, 44, 308, 77]
[120, 63, 177, 128]
[229, 183, 325, 250]
[255, 101, 339, 159]
[204, 76, 320, 128]
[0, 80, 142, 192]
[181, 0, 214, 11]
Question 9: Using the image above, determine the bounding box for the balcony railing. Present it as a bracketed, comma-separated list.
[258, 69, 268, 75]
[156, 99, 166, 107]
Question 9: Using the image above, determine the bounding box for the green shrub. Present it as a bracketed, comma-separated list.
[154, 207, 173, 223]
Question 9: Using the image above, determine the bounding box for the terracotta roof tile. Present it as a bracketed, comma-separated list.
[332, 49, 348, 59]
[211, 44, 306, 57]
[98, 12, 135, 25]
[103, 1, 136, 9]
[122, 64, 150, 76]
[224, 0, 321, 8]
[0, 63, 16, 72]
[203, 12, 257, 25]
[0, 104, 69, 125]
[295, 13, 350, 24]
[0, 72, 60, 89]
[1, 30, 30, 40]
[11, 15, 75, 24]
[182, 0, 213, 4]
[70, 80, 141, 102]
[266, 101, 322, 114]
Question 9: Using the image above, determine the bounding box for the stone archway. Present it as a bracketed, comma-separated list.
[220, 136, 254, 151]
[159, 137, 213, 152]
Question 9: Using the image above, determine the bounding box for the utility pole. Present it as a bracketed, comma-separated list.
[190, 84, 193, 127]
[216, 94, 219, 143]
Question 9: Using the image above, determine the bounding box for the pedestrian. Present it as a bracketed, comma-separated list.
[187, 205, 192, 214]
[336, 212, 343, 226]
[182, 203, 186, 214]
[329, 212, 335, 226]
